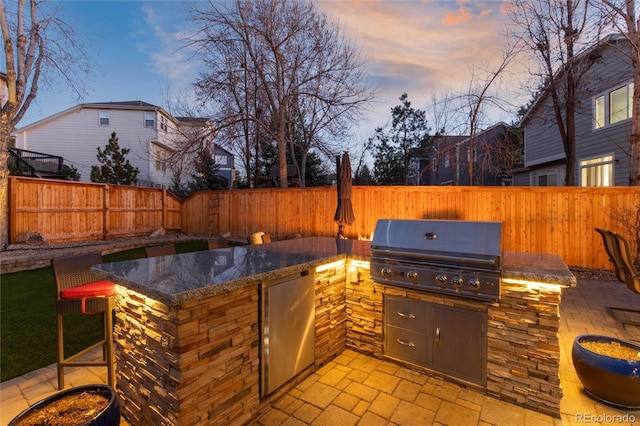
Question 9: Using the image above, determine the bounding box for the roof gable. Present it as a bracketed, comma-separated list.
[81, 100, 161, 110]
[15, 100, 209, 132]
[519, 33, 629, 125]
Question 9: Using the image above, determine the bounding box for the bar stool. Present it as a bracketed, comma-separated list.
[52, 252, 116, 389]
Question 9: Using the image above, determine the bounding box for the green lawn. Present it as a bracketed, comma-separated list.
[0, 241, 208, 382]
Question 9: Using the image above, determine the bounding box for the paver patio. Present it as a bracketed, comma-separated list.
[2, 274, 639, 425]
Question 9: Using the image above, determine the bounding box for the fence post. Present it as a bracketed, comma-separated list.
[8, 176, 16, 245]
[162, 189, 167, 230]
[103, 184, 109, 240]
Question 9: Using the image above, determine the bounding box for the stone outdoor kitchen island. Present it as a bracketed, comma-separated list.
[93, 237, 576, 425]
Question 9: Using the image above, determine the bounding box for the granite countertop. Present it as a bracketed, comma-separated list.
[501, 251, 577, 288]
[92, 237, 370, 306]
[92, 237, 575, 306]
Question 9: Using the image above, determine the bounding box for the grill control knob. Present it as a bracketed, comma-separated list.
[381, 267, 391, 277]
[436, 274, 447, 286]
[468, 278, 481, 290]
[452, 276, 464, 288]
[407, 271, 418, 281]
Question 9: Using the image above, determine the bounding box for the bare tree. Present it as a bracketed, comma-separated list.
[0, 0, 89, 249]
[593, 0, 640, 185]
[462, 45, 519, 185]
[187, 0, 372, 188]
[507, 0, 602, 185]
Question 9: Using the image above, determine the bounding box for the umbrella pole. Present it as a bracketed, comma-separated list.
[336, 155, 341, 238]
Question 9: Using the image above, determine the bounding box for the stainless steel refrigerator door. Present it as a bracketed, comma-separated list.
[260, 270, 315, 396]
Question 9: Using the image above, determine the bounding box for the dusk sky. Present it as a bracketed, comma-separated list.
[18, 0, 527, 150]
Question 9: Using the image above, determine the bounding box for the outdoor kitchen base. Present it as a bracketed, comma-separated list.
[347, 263, 564, 418]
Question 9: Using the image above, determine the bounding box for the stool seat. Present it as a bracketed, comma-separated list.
[61, 280, 115, 299]
[53, 253, 116, 390]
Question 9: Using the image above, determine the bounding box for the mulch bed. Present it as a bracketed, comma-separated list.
[12, 390, 109, 426]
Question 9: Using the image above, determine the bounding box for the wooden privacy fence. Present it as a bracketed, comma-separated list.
[9, 177, 181, 243]
[8, 177, 640, 270]
[182, 186, 640, 270]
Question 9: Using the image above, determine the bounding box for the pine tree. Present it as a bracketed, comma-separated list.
[189, 146, 225, 191]
[90, 132, 139, 185]
[371, 93, 431, 185]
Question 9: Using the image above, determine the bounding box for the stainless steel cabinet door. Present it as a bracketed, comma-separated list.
[261, 271, 315, 396]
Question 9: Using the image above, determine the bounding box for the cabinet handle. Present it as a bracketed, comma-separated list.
[396, 338, 415, 347]
[435, 327, 440, 347]
[397, 311, 416, 319]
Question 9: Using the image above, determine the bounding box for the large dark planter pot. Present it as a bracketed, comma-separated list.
[8, 384, 120, 426]
[572, 334, 640, 409]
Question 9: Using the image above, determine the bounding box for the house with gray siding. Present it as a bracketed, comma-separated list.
[13, 101, 234, 189]
[515, 34, 633, 186]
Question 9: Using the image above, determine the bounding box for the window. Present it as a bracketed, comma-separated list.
[99, 111, 110, 126]
[531, 172, 558, 186]
[594, 96, 605, 129]
[580, 155, 613, 187]
[593, 82, 634, 129]
[155, 149, 167, 172]
[214, 155, 227, 166]
[160, 116, 168, 132]
[444, 151, 450, 168]
[144, 112, 155, 128]
[610, 85, 632, 124]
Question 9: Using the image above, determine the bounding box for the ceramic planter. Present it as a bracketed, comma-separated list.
[572, 334, 640, 409]
[8, 384, 120, 426]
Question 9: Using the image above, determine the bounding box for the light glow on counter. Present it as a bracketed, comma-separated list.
[347, 259, 370, 269]
[315, 259, 346, 273]
[501, 277, 562, 292]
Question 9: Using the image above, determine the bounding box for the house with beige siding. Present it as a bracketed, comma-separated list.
[12, 101, 234, 189]
[514, 34, 633, 186]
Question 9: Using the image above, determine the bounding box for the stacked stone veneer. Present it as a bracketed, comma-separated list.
[346, 263, 563, 418]
[314, 262, 347, 366]
[114, 283, 261, 425]
[114, 264, 348, 425]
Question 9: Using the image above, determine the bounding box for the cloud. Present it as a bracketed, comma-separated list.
[314, 0, 525, 130]
[138, 3, 197, 84]
[442, 5, 474, 25]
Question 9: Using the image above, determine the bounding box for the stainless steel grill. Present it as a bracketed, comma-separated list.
[370, 219, 502, 302]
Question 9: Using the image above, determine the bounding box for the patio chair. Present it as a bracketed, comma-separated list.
[595, 228, 640, 294]
[52, 252, 116, 389]
[611, 231, 640, 294]
[207, 238, 228, 249]
[144, 243, 176, 257]
[249, 231, 266, 245]
[595, 228, 628, 283]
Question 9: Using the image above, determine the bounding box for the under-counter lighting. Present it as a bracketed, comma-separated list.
[315, 259, 346, 273]
[501, 277, 562, 292]
[348, 259, 370, 269]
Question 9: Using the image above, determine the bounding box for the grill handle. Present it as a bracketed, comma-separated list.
[397, 311, 416, 319]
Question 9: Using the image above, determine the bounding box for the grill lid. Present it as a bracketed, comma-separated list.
[371, 219, 503, 268]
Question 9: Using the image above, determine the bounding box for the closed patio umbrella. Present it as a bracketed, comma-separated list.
[334, 152, 355, 238]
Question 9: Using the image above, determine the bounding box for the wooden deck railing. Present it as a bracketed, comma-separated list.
[8, 176, 639, 270]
